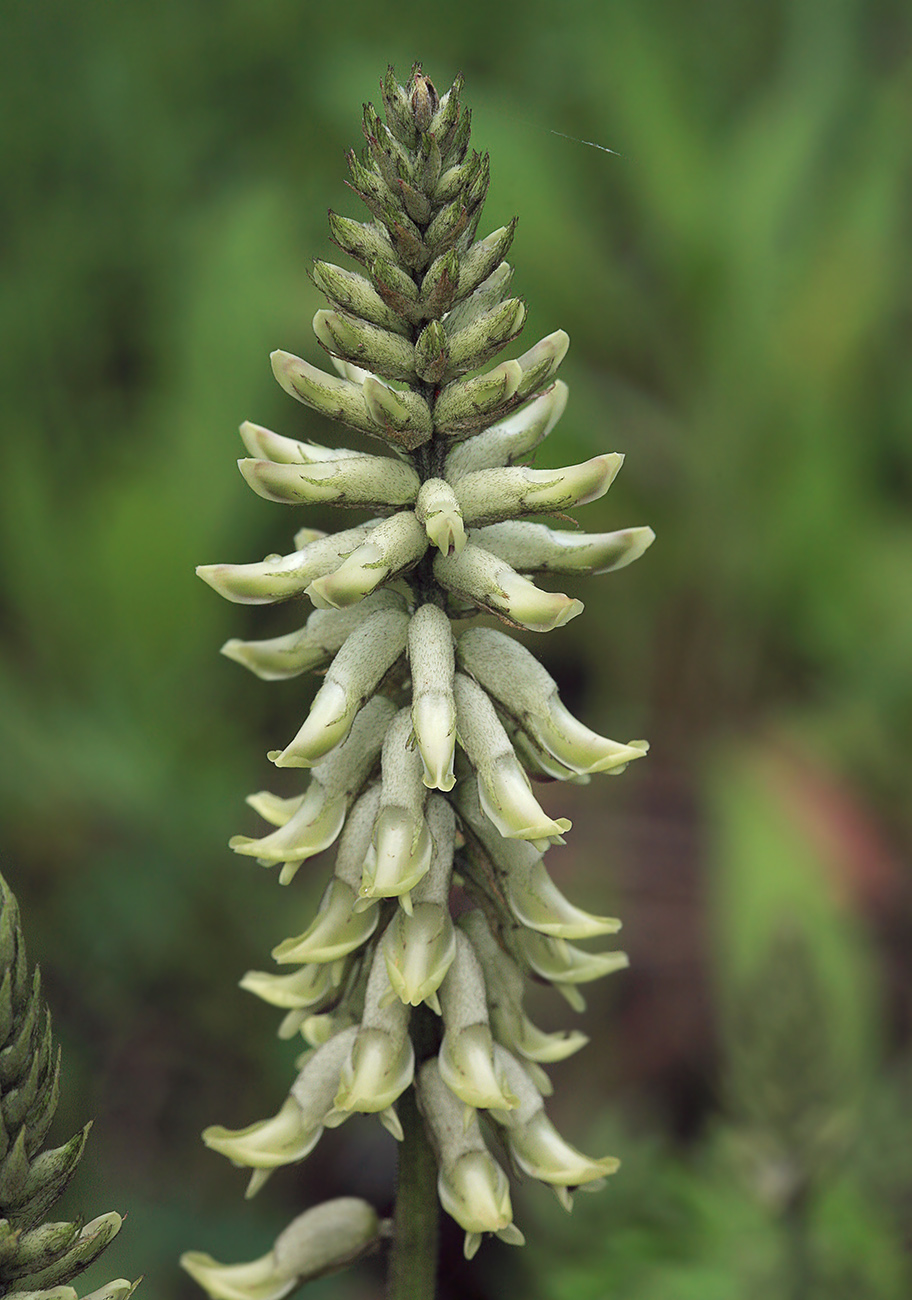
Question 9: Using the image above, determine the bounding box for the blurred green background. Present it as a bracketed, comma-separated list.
[2, 0, 911, 1296]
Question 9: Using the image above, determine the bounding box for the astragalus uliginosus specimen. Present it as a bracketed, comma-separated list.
[183, 64, 654, 1300]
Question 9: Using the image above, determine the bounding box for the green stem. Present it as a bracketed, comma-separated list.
[783, 1183, 812, 1300]
[387, 1085, 440, 1300]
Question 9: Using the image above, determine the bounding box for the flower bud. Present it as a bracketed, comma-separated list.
[271, 788, 381, 964]
[434, 544, 583, 632]
[469, 521, 656, 575]
[428, 73, 464, 150]
[456, 780, 621, 940]
[269, 349, 375, 436]
[312, 260, 408, 333]
[416, 1059, 522, 1260]
[433, 361, 522, 437]
[423, 195, 470, 256]
[82, 1282, 140, 1300]
[332, 947, 414, 1121]
[513, 329, 569, 400]
[239, 420, 368, 465]
[516, 930, 629, 989]
[361, 374, 433, 448]
[327, 210, 397, 268]
[10, 1214, 122, 1291]
[380, 67, 417, 145]
[457, 626, 649, 776]
[221, 591, 406, 681]
[438, 932, 518, 1112]
[360, 710, 432, 907]
[445, 298, 526, 377]
[203, 1026, 358, 1186]
[443, 261, 513, 335]
[417, 248, 460, 318]
[451, 454, 623, 528]
[237, 453, 419, 512]
[0, 1127, 89, 1217]
[444, 381, 568, 478]
[453, 675, 570, 845]
[197, 524, 378, 605]
[415, 479, 466, 556]
[307, 511, 427, 609]
[313, 309, 416, 384]
[415, 129, 446, 195]
[459, 911, 589, 1064]
[239, 962, 338, 1011]
[229, 697, 395, 883]
[414, 320, 450, 384]
[408, 604, 457, 791]
[490, 1047, 620, 1195]
[182, 1198, 381, 1300]
[269, 608, 409, 766]
[456, 221, 517, 298]
[370, 255, 420, 313]
[381, 798, 457, 1008]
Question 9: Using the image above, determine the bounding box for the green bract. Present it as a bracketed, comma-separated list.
[187, 63, 654, 1289]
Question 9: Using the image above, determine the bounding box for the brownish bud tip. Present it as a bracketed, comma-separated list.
[411, 74, 439, 131]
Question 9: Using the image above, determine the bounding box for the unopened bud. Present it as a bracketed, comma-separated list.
[514, 329, 570, 399]
[453, 675, 570, 845]
[229, 698, 395, 882]
[307, 512, 427, 609]
[444, 381, 568, 478]
[312, 260, 408, 334]
[269, 609, 408, 766]
[434, 544, 583, 633]
[434, 361, 522, 437]
[237, 452, 419, 512]
[408, 604, 458, 791]
[269, 349, 375, 434]
[415, 478, 466, 556]
[451, 454, 622, 528]
[197, 524, 378, 605]
[470, 521, 656, 575]
[313, 309, 416, 384]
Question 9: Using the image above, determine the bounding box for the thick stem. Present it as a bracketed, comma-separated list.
[387, 1085, 440, 1300]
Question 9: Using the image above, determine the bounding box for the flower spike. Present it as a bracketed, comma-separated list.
[190, 63, 652, 1293]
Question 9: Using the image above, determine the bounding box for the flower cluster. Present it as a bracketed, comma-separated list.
[185, 65, 653, 1290]
[0, 876, 139, 1300]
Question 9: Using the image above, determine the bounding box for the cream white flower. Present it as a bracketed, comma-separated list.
[416, 1059, 523, 1260]
[434, 544, 583, 632]
[453, 675, 570, 846]
[307, 511, 428, 609]
[359, 710, 433, 908]
[408, 603, 458, 791]
[490, 1047, 620, 1198]
[438, 932, 519, 1113]
[381, 798, 457, 1008]
[181, 1197, 381, 1300]
[331, 947, 414, 1124]
[268, 608, 409, 767]
[229, 697, 395, 883]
